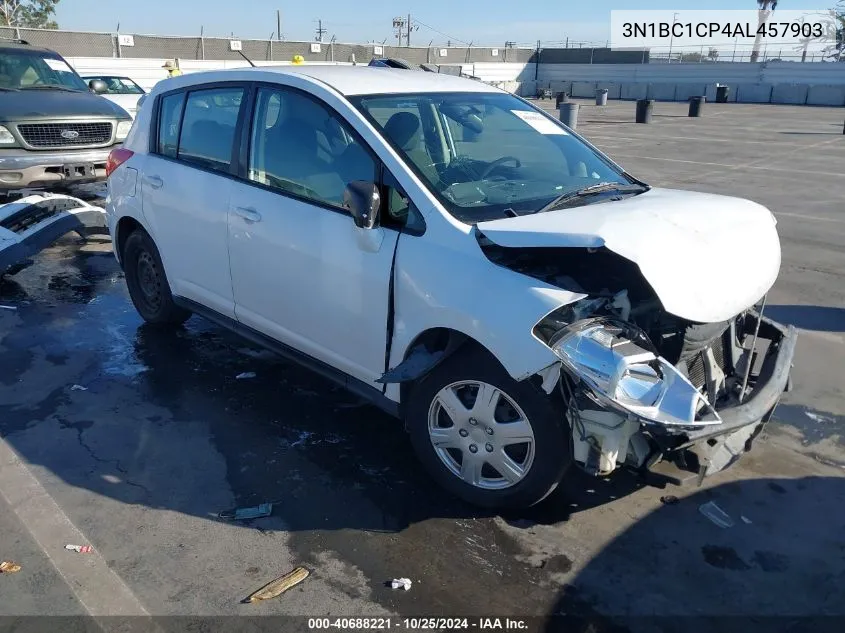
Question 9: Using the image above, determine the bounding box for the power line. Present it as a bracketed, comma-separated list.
[411, 17, 470, 46]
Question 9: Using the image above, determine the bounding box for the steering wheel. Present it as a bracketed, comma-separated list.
[480, 156, 521, 180]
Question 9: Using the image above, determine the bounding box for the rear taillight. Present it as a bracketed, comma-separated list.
[106, 148, 134, 177]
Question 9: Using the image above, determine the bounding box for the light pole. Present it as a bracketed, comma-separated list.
[668, 12, 679, 62]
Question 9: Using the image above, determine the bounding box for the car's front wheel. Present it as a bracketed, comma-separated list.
[406, 345, 571, 509]
[123, 229, 191, 325]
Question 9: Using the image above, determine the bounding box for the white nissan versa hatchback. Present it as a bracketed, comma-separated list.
[106, 66, 796, 509]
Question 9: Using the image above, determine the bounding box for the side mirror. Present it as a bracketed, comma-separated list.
[344, 181, 380, 230]
[89, 79, 108, 94]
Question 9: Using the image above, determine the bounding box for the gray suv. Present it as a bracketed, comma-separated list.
[0, 39, 132, 200]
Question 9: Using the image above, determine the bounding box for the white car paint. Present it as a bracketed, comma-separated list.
[82, 76, 145, 118]
[109, 66, 784, 406]
[477, 188, 781, 324]
[98, 93, 143, 119]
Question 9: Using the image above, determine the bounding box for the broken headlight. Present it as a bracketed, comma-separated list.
[549, 318, 720, 427]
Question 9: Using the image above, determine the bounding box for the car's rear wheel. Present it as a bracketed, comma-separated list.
[123, 229, 190, 325]
[406, 345, 571, 509]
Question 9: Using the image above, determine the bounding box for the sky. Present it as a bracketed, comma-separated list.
[54, 0, 835, 47]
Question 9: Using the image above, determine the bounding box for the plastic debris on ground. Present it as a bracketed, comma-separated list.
[65, 544, 93, 553]
[244, 566, 309, 603]
[70, 384, 88, 391]
[698, 501, 734, 529]
[390, 578, 412, 591]
[0, 561, 22, 573]
[218, 503, 273, 521]
[0, 305, 17, 311]
[741, 515, 753, 524]
[235, 372, 257, 380]
[660, 495, 680, 505]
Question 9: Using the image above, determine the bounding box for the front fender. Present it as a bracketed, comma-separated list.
[385, 231, 582, 402]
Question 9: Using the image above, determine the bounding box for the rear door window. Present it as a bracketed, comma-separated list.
[177, 88, 244, 173]
[157, 93, 184, 158]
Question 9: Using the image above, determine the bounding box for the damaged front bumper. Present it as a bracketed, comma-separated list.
[649, 316, 797, 485]
[550, 312, 797, 485]
[0, 193, 108, 275]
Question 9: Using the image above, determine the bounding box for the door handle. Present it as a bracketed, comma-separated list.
[145, 175, 163, 189]
[234, 206, 262, 223]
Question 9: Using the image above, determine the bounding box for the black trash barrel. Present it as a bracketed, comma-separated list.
[635, 99, 653, 124]
[716, 85, 730, 103]
[559, 102, 579, 129]
[555, 92, 570, 106]
[688, 96, 705, 118]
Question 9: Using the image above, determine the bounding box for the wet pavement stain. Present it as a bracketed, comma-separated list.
[701, 545, 751, 571]
[768, 482, 787, 494]
[773, 404, 845, 447]
[541, 554, 574, 574]
[752, 550, 790, 573]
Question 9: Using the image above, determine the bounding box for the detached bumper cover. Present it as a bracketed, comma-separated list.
[649, 316, 797, 482]
[0, 194, 107, 274]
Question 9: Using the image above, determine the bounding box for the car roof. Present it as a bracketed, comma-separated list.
[0, 40, 59, 55]
[161, 65, 501, 97]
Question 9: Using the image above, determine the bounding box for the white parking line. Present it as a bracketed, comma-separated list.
[0, 438, 149, 617]
[606, 153, 845, 178]
[585, 133, 837, 147]
[776, 211, 845, 224]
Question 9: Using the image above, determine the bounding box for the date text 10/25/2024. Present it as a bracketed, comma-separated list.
[308, 618, 529, 630]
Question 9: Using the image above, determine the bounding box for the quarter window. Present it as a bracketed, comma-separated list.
[248, 87, 376, 209]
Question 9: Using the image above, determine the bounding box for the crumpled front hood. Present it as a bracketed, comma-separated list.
[476, 188, 781, 323]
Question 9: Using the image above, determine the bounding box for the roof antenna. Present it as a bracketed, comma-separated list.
[236, 49, 256, 67]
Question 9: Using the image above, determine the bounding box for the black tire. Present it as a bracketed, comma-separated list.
[406, 345, 571, 509]
[122, 229, 191, 325]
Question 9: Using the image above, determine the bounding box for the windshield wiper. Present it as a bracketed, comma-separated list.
[535, 182, 649, 214]
[19, 85, 82, 92]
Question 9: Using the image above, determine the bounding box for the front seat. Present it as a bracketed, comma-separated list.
[382, 112, 439, 185]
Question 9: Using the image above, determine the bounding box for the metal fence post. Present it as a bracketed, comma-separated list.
[330, 41, 334, 62]
[269, 39, 272, 61]
[112, 34, 120, 58]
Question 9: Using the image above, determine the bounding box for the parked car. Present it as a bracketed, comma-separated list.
[106, 67, 795, 509]
[81, 75, 146, 118]
[0, 39, 132, 201]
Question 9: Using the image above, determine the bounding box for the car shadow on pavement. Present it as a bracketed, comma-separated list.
[765, 305, 845, 332]
[541, 476, 845, 633]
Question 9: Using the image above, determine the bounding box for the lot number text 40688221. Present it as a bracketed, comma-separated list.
[307, 617, 529, 630]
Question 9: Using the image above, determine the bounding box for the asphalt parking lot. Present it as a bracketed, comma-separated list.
[1, 99, 844, 632]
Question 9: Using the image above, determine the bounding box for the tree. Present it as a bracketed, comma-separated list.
[750, 0, 778, 63]
[707, 47, 720, 61]
[0, 0, 59, 30]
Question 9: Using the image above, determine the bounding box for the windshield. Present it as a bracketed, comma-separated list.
[0, 49, 88, 91]
[84, 76, 145, 95]
[353, 92, 638, 222]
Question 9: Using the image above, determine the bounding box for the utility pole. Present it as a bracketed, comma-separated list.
[407, 13, 411, 47]
[315, 19, 327, 42]
[277, 10, 281, 41]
